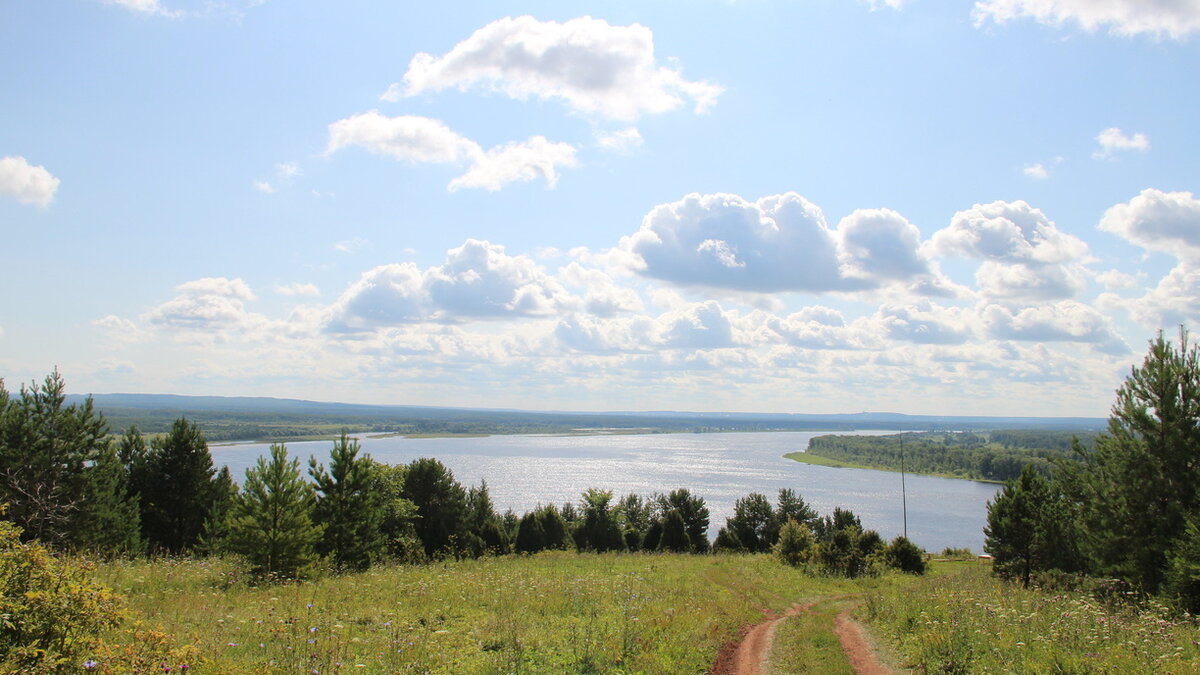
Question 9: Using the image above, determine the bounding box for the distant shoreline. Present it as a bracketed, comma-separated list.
[783, 451, 1003, 484]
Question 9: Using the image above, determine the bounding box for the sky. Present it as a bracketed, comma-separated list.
[2, 0, 1199, 417]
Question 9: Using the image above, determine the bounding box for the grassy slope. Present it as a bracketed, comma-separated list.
[93, 553, 887, 675]
[863, 561, 1200, 674]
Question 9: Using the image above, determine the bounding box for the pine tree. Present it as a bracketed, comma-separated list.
[0, 371, 138, 553]
[984, 465, 1054, 587]
[658, 509, 691, 553]
[515, 510, 546, 554]
[726, 493, 774, 553]
[1064, 328, 1200, 592]
[310, 433, 386, 572]
[657, 489, 710, 553]
[402, 458, 466, 558]
[227, 443, 322, 580]
[138, 418, 220, 554]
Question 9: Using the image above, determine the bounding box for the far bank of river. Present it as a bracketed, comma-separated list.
[212, 430, 1001, 554]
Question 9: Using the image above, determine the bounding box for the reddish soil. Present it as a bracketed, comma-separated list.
[709, 597, 894, 675]
[833, 606, 893, 675]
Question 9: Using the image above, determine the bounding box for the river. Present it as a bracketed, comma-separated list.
[212, 430, 1001, 554]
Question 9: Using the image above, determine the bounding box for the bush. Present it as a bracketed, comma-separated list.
[774, 519, 814, 567]
[885, 536, 926, 574]
[0, 516, 126, 672]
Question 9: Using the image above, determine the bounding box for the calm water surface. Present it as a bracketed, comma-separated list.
[214, 431, 1000, 553]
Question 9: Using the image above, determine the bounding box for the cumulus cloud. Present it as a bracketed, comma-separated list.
[1099, 188, 1200, 260]
[447, 136, 577, 191]
[877, 301, 976, 345]
[621, 192, 946, 296]
[326, 239, 577, 331]
[1096, 269, 1139, 291]
[1093, 127, 1150, 159]
[659, 301, 737, 350]
[386, 16, 722, 121]
[1118, 264, 1200, 327]
[558, 262, 643, 316]
[982, 301, 1128, 353]
[326, 111, 576, 191]
[973, 0, 1200, 39]
[930, 200, 1090, 301]
[0, 156, 60, 207]
[756, 307, 885, 350]
[144, 277, 260, 332]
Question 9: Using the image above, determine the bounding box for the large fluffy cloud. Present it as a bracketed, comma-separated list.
[386, 16, 722, 120]
[326, 112, 576, 191]
[0, 156, 59, 207]
[1099, 188, 1200, 260]
[982, 301, 1129, 354]
[929, 200, 1089, 301]
[620, 192, 945, 295]
[973, 0, 1200, 39]
[326, 240, 577, 331]
[144, 277, 260, 331]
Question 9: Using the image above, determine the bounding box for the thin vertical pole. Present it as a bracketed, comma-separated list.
[900, 430, 908, 539]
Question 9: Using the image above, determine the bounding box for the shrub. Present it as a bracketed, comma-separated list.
[0, 516, 126, 672]
[774, 519, 814, 567]
[885, 536, 926, 574]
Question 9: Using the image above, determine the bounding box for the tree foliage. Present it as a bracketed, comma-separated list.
[227, 443, 322, 580]
[134, 418, 223, 554]
[310, 433, 387, 572]
[402, 458, 467, 558]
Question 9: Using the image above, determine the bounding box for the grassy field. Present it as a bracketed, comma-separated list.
[91, 553, 898, 674]
[80, 554, 1200, 674]
[864, 562, 1200, 674]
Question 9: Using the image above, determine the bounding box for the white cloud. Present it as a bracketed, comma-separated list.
[326, 112, 575, 191]
[595, 127, 644, 153]
[659, 301, 737, 350]
[253, 161, 302, 194]
[144, 277, 261, 332]
[274, 283, 321, 297]
[327, 112, 480, 164]
[387, 15, 722, 121]
[0, 156, 60, 207]
[558, 262, 644, 316]
[326, 239, 577, 331]
[973, 0, 1200, 40]
[1096, 269, 1139, 291]
[1093, 127, 1150, 159]
[930, 200, 1090, 301]
[622, 192, 947, 295]
[252, 180, 274, 194]
[1024, 163, 1050, 179]
[1106, 263, 1200, 328]
[447, 136, 577, 191]
[1099, 188, 1200, 260]
[982, 301, 1129, 353]
[876, 301, 976, 345]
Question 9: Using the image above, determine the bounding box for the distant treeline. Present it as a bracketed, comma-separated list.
[805, 430, 1100, 482]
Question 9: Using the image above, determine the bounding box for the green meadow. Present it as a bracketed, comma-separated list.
[78, 554, 1200, 674]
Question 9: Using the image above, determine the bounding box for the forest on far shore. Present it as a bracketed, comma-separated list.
[800, 429, 1100, 483]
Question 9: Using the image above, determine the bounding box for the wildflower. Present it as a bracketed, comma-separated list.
[83, 660, 98, 670]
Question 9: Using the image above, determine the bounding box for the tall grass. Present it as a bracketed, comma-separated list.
[863, 562, 1200, 674]
[89, 553, 861, 674]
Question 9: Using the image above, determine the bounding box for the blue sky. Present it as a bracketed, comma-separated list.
[2, 0, 1199, 416]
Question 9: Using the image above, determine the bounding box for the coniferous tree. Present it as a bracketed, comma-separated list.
[1061, 329, 1200, 593]
[515, 510, 547, 554]
[0, 371, 137, 552]
[227, 443, 322, 580]
[138, 418, 220, 554]
[197, 467, 238, 555]
[310, 433, 386, 571]
[726, 493, 775, 553]
[885, 536, 926, 574]
[576, 488, 624, 552]
[616, 493, 653, 551]
[986, 464, 1074, 587]
[658, 509, 691, 552]
[371, 461, 421, 561]
[402, 458, 467, 558]
[536, 504, 574, 551]
[657, 489, 710, 553]
[769, 488, 817, 544]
